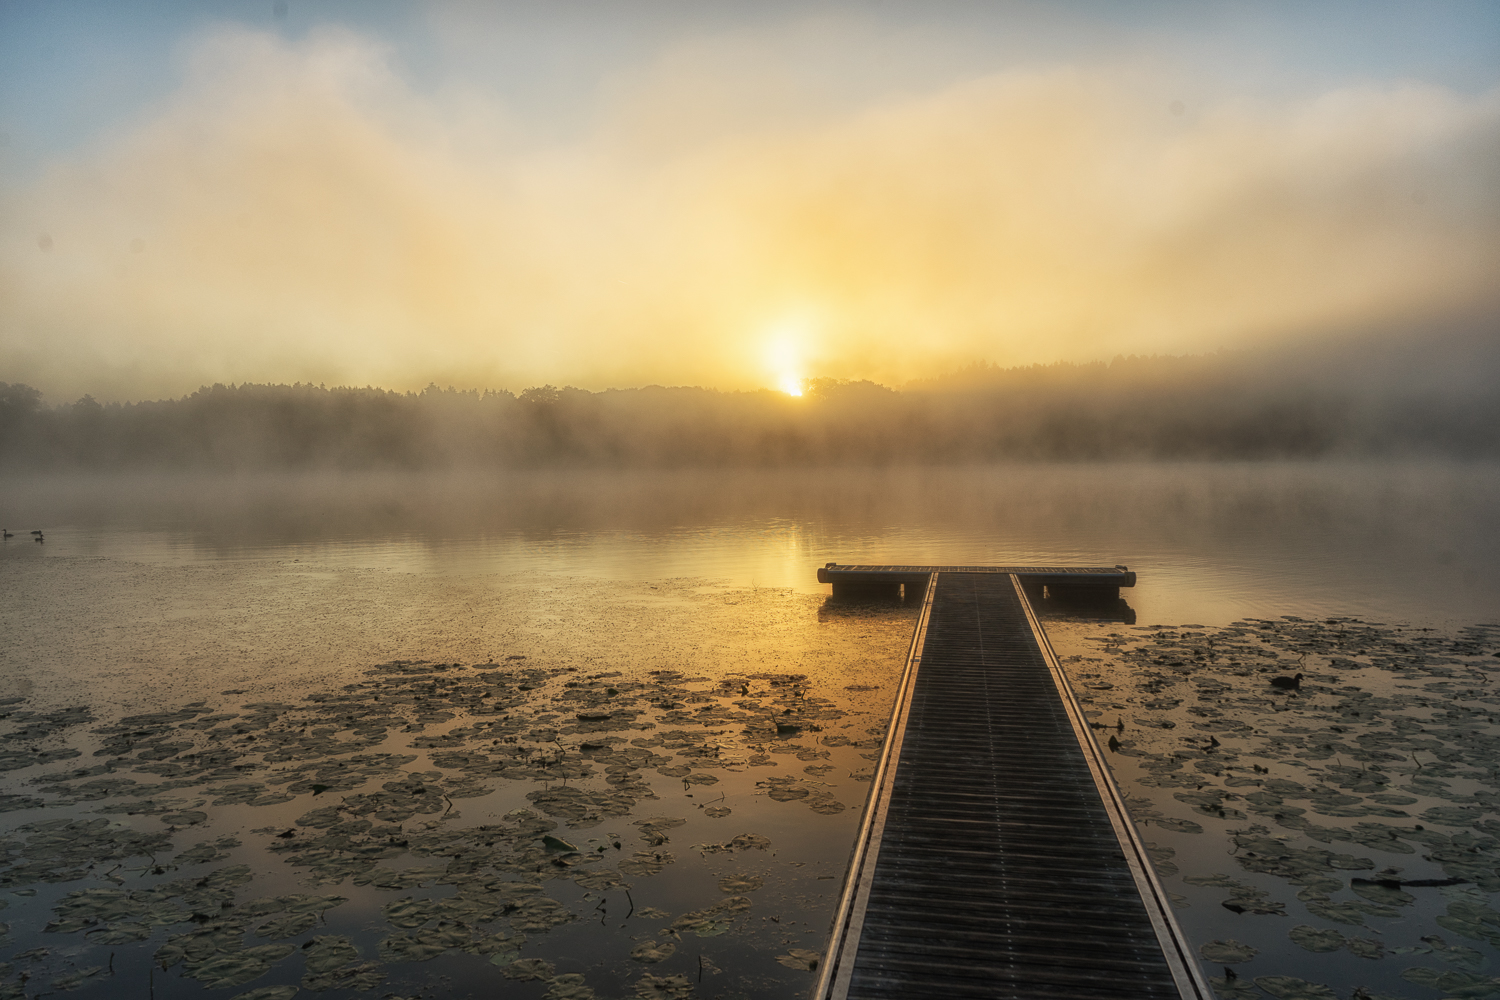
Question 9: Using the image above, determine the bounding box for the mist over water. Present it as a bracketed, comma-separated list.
[6, 461, 1499, 634]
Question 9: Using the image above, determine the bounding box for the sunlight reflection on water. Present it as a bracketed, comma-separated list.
[5, 460, 1499, 628]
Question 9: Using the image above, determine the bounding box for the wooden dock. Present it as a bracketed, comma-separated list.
[815, 568, 1209, 1000]
[818, 563, 1136, 600]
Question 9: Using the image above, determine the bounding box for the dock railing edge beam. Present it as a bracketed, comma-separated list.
[1014, 574, 1215, 1000]
[811, 573, 938, 1000]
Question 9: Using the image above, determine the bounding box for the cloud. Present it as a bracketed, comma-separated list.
[3, 24, 1497, 401]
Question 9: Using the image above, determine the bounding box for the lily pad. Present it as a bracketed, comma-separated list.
[1199, 940, 1258, 964]
[49, 967, 105, 991]
[671, 895, 751, 937]
[718, 875, 763, 893]
[544, 973, 597, 1000]
[1400, 966, 1500, 996]
[256, 912, 317, 939]
[502, 958, 556, 981]
[1289, 925, 1346, 952]
[619, 852, 674, 877]
[302, 935, 359, 974]
[300, 962, 385, 992]
[1422, 934, 1487, 971]
[775, 949, 821, 971]
[509, 895, 577, 933]
[1253, 976, 1338, 999]
[1208, 975, 1260, 999]
[630, 940, 676, 963]
[634, 973, 694, 999]
[230, 988, 299, 1000]
[1155, 817, 1204, 834]
[188, 943, 297, 989]
[1350, 880, 1414, 907]
[86, 922, 151, 945]
[160, 811, 208, 826]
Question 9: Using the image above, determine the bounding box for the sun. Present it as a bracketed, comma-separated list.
[763, 316, 813, 397]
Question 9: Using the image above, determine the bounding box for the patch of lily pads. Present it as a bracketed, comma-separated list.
[0, 651, 886, 998]
[1062, 617, 1500, 999]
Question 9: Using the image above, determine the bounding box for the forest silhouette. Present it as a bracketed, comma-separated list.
[3, 336, 1496, 469]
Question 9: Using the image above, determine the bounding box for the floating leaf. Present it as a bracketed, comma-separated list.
[1422, 934, 1487, 971]
[230, 988, 299, 1000]
[508, 895, 577, 933]
[1199, 940, 1257, 964]
[1400, 966, 1500, 996]
[86, 922, 150, 945]
[383, 898, 435, 929]
[188, 943, 297, 989]
[302, 935, 359, 975]
[1208, 975, 1260, 1000]
[159, 811, 208, 826]
[619, 852, 674, 877]
[1155, 817, 1204, 834]
[630, 940, 676, 963]
[1350, 880, 1415, 908]
[1289, 925, 1345, 953]
[775, 949, 821, 971]
[1303, 899, 1368, 926]
[256, 912, 317, 940]
[502, 958, 556, 981]
[634, 973, 694, 999]
[49, 967, 105, 991]
[671, 896, 750, 937]
[544, 973, 597, 1000]
[1252, 976, 1338, 999]
[301, 962, 385, 992]
[718, 875, 763, 893]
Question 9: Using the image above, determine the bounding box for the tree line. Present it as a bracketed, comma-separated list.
[2, 344, 1495, 469]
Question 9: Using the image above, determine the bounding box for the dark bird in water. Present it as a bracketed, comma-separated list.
[32, 532, 43, 543]
[1271, 672, 1303, 691]
[1, 529, 12, 538]
[30, 529, 42, 536]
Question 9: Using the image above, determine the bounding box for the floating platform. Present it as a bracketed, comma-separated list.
[815, 569, 1209, 1000]
[818, 563, 1136, 600]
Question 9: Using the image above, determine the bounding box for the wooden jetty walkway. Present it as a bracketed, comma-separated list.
[814, 566, 1210, 1000]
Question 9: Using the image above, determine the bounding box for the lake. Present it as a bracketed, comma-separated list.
[2, 461, 1498, 1000]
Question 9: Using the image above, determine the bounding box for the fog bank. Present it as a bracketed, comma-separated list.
[3, 334, 1496, 468]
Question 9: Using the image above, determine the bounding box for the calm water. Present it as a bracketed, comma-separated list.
[2, 462, 1498, 1000]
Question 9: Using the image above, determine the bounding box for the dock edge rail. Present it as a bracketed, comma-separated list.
[811, 574, 938, 1000]
[1015, 575, 1214, 1000]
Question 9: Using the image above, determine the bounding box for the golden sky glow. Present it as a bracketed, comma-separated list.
[3, 14, 1498, 401]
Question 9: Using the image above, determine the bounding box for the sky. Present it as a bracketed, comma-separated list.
[1, 1, 1497, 403]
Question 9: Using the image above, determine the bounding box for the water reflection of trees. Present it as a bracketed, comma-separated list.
[3, 346, 1496, 468]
